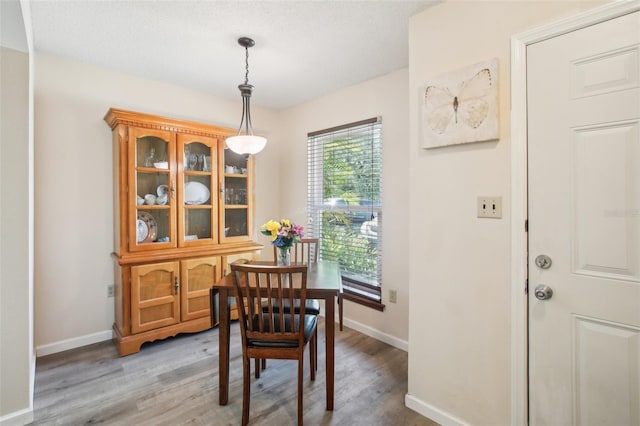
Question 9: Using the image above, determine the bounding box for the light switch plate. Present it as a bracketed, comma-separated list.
[477, 196, 502, 219]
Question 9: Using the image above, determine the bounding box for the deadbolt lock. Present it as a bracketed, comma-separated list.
[535, 254, 552, 269]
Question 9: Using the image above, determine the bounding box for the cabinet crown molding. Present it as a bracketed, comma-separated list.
[104, 108, 236, 139]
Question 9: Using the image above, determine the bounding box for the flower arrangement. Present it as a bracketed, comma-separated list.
[260, 219, 304, 249]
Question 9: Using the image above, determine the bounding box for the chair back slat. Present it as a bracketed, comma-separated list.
[231, 263, 308, 345]
[272, 238, 319, 264]
[295, 238, 318, 264]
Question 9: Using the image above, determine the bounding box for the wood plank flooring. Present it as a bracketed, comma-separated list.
[30, 319, 438, 425]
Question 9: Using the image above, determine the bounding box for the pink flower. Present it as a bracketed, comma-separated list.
[291, 224, 304, 238]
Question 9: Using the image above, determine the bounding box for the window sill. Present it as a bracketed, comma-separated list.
[341, 276, 385, 311]
[342, 291, 385, 311]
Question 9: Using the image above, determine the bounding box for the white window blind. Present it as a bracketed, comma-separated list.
[307, 117, 383, 294]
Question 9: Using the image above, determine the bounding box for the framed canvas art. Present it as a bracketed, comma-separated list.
[420, 58, 499, 149]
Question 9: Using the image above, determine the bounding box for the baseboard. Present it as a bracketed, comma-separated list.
[405, 394, 469, 426]
[0, 408, 33, 426]
[341, 317, 408, 352]
[35, 318, 408, 358]
[35, 330, 112, 357]
[35, 319, 409, 356]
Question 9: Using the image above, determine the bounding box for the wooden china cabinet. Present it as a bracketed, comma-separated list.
[104, 108, 262, 356]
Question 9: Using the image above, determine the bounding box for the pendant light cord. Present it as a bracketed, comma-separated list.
[244, 46, 250, 85]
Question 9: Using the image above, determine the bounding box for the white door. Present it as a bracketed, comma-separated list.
[528, 11, 640, 426]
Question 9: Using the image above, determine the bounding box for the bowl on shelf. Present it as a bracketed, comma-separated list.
[156, 193, 168, 205]
[144, 194, 156, 205]
[153, 161, 168, 169]
[157, 185, 169, 197]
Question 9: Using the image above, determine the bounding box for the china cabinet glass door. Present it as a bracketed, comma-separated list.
[129, 128, 176, 252]
[177, 134, 218, 246]
[220, 147, 253, 242]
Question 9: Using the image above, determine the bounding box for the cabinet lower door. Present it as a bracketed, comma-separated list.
[131, 261, 180, 333]
[181, 257, 221, 322]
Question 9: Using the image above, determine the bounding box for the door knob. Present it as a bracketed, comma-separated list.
[534, 284, 553, 300]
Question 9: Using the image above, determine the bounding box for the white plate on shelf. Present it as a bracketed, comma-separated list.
[136, 219, 148, 243]
[184, 181, 210, 205]
[136, 211, 157, 243]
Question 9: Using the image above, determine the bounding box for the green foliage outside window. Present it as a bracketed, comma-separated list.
[319, 136, 380, 284]
[308, 118, 382, 290]
[322, 140, 380, 203]
[320, 212, 378, 283]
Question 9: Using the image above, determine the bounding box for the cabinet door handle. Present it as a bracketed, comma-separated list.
[170, 180, 176, 199]
[174, 277, 179, 294]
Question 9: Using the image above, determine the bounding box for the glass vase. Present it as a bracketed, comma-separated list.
[277, 247, 291, 266]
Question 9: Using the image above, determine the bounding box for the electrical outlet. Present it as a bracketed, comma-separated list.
[477, 196, 502, 219]
[107, 285, 115, 298]
[389, 289, 397, 303]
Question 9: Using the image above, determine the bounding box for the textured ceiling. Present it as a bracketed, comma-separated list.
[26, 0, 438, 109]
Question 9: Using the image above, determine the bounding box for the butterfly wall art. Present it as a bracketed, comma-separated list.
[421, 58, 499, 149]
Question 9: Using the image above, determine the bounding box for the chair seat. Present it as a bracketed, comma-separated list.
[249, 313, 317, 348]
[261, 298, 321, 316]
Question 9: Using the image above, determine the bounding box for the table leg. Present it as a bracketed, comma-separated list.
[325, 295, 335, 410]
[218, 287, 230, 405]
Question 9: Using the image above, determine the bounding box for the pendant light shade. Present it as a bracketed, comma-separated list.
[226, 37, 267, 156]
[226, 134, 267, 155]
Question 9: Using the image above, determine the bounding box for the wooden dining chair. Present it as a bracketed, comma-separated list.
[273, 238, 343, 331]
[263, 239, 320, 372]
[270, 239, 322, 317]
[297, 238, 344, 332]
[230, 263, 317, 426]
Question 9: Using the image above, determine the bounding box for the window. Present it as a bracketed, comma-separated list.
[307, 117, 384, 310]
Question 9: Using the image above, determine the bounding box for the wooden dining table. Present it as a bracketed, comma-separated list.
[210, 260, 342, 410]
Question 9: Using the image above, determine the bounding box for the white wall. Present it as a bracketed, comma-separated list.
[34, 52, 412, 354]
[33, 52, 281, 353]
[406, 1, 607, 425]
[278, 69, 411, 346]
[32, 51, 412, 350]
[0, 46, 34, 424]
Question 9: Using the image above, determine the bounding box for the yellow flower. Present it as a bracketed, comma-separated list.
[281, 219, 291, 228]
[262, 220, 281, 241]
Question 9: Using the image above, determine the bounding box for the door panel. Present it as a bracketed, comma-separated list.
[573, 316, 639, 426]
[131, 261, 180, 333]
[180, 257, 221, 322]
[527, 11, 640, 425]
[573, 122, 640, 280]
[176, 134, 219, 247]
[128, 127, 176, 252]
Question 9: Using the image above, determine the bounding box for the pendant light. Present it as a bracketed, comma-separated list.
[226, 37, 267, 156]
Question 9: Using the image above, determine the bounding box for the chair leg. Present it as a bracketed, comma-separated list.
[242, 355, 251, 426]
[254, 358, 260, 379]
[298, 354, 304, 426]
[309, 329, 316, 381]
[261, 358, 267, 370]
[338, 295, 343, 331]
[313, 329, 318, 371]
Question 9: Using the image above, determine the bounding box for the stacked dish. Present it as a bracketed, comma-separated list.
[136, 211, 157, 243]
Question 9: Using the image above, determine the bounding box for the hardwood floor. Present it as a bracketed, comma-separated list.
[31, 319, 438, 425]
